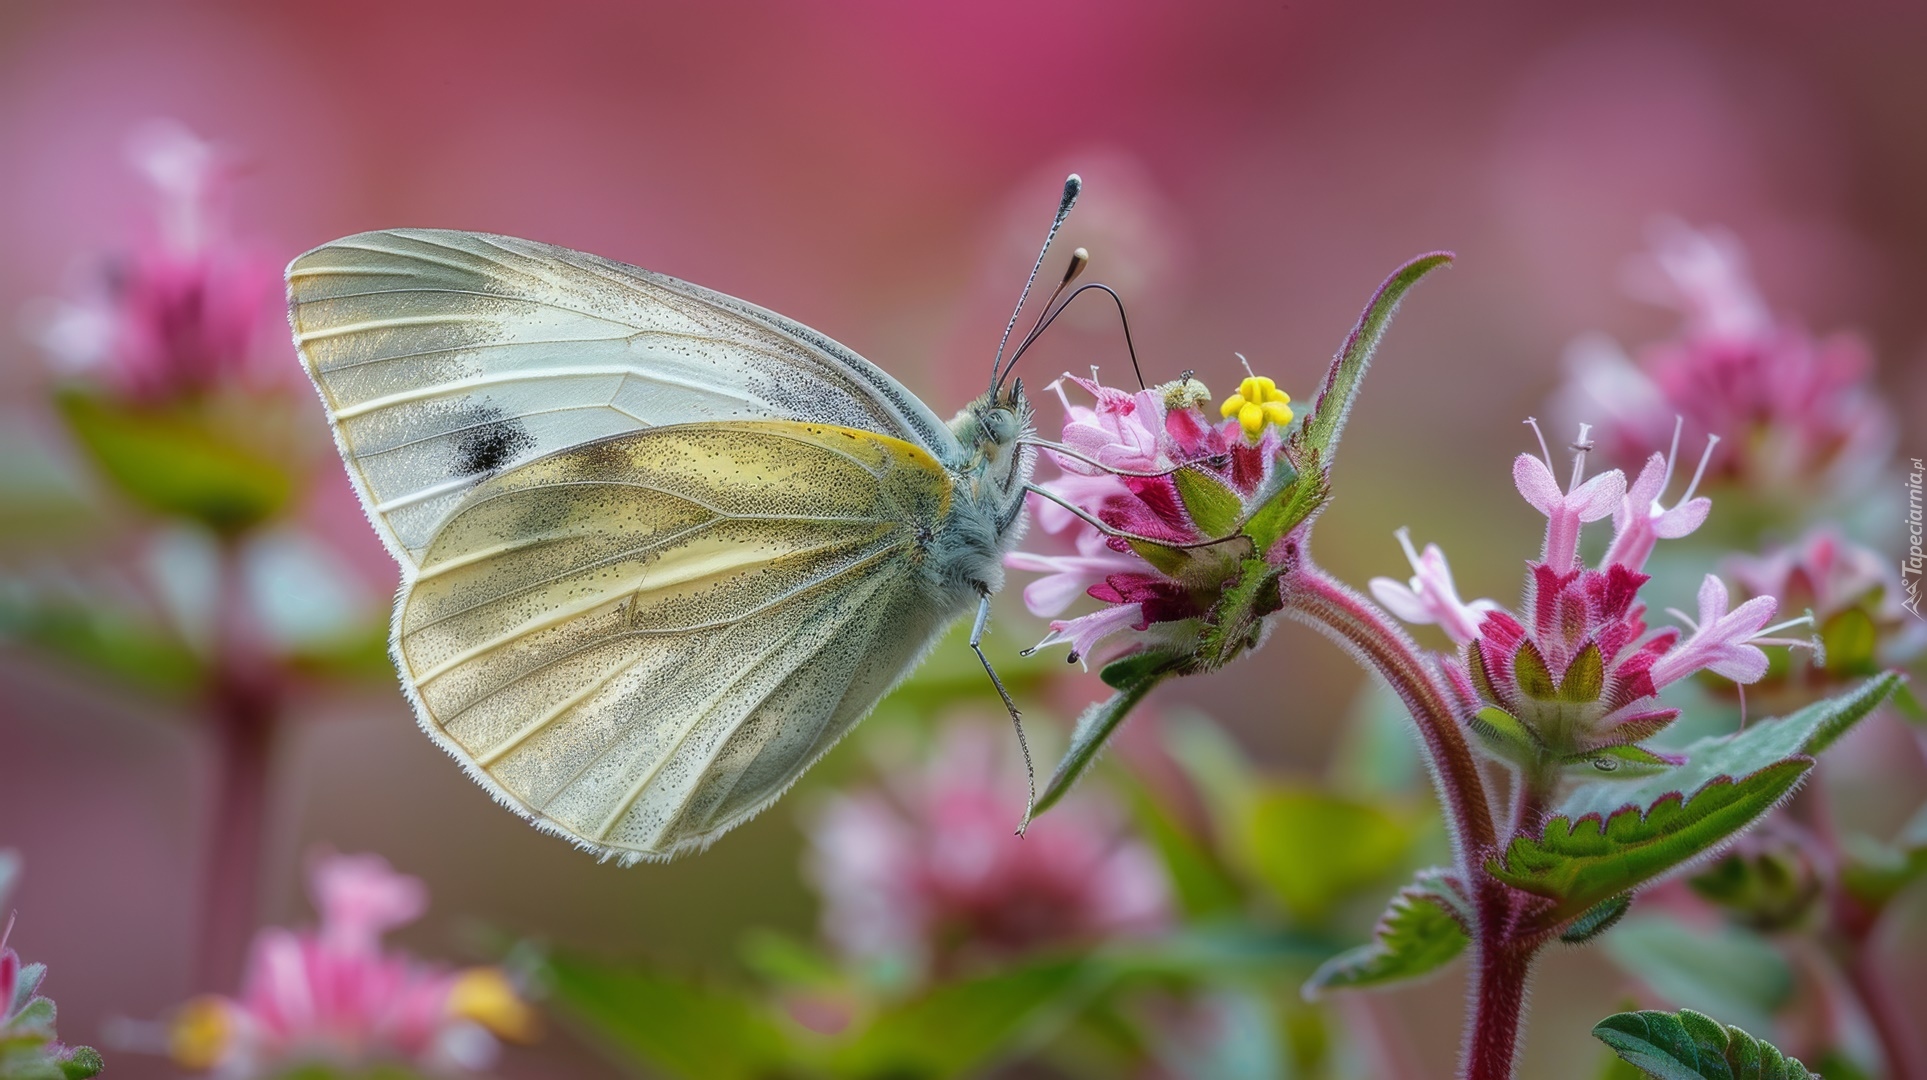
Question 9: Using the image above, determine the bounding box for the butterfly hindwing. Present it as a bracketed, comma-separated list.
[395, 419, 964, 861]
[288, 229, 959, 565]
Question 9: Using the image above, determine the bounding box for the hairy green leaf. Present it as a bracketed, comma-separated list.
[1033, 664, 1172, 820]
[1303, 869, 1469, 997]
[1294, 253, 1453, 464]
[1560, 674, 1902, 822]
[1490, 762, 1810, 921]
[1243, 449, 1323, 553]
[542, 952, 789, 1080]
[1592, 1008, 1815, 1079]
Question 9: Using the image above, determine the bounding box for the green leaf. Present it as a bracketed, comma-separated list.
[1196, 558, 1284, 670]
[1559, 894, 1632, 943]
[1293, 252, 1453, 464]
[1303, 870, 1469, 997]
[1173, 467, 1244, 539]
[541, 952, 790, 1080]
[1239, 786, 1414, 924]
[1489, 761, 1810, 922]
[1122, 775, 1245, 920]
[1033, 664, 1171, 820]
[0, 592, 203, 696]
[1560, 672, 1903, 822]
[56, 389, 294, 533]
[831, 958, 1087, 1079]
[1602, 915, 1792, 1036]
[1592, 1008, 1815, 1079]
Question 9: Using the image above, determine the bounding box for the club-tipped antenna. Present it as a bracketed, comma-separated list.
[995, 246, 1089, 389]
[989, 173, 1081, 394]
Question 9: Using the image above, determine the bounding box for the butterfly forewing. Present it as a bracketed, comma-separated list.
[396, 420, 959, 860]
[288, 229, 958, 564]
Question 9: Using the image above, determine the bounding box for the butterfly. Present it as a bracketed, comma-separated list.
[288, 177, 1089, 862]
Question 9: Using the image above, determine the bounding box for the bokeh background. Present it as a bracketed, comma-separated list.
[2, 2, 1923, 1077]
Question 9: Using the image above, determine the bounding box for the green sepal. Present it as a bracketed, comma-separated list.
[55, 388, 295, 534]
[1592, 1008, 1816, 1079]
[1514, 639, 1559, 700]
[1560, 642, 1606, 702]
[1489, 761, 1811, 923]
[1242, 451, 1323, 553]
[1293, 252, 1453, 464]
[1173, 466, 1244, 539]
[1195, 557, 1284, 670]
[1032, 661, 1174, 821]
[1469, 706, 1540, 765]
[1099, 648, 1187, 691]
[1302, 869, 1470, 998]
[1560, 893, 1632, 943]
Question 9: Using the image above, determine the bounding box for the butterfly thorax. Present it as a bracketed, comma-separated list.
[931, 384, 1036, 595]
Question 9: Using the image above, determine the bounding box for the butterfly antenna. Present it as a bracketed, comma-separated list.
[999, 247, 1090, 386]
[1007, 281, 1147, 390]
[990, 173, 1082, 394]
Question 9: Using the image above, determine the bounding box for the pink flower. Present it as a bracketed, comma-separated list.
[805, 722, 1170, 978]
[1726, 527, 1927, 680]
[1556, 221, 1894, 505]
[1380, 421, 1800, 773]
[1009, 371, 1294, 667]
[1368, 528, 1498, 647]
[166, 853, 535, 1078]
[29, 120, 281, 403]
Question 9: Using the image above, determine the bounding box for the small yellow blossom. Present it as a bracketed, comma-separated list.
[1219, 375, 1293, 439]
[446, 967, 541, 1043]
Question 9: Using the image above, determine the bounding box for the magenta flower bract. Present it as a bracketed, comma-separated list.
[166, 852, 535, 1078]
[1556, 220, 1894, 504]
[805, 721, 1170, 978]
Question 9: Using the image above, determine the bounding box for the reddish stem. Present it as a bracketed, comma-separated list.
[1464, 917, 1536, 1080]
[193, 538, 281, 990]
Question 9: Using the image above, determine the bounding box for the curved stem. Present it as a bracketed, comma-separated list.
[1278, 548, 1496, 860]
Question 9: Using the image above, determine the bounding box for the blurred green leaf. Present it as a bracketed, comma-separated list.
[543, 952, 791, 1080]
[1819, 608, 1879, 678]
[1239, 785, 1414, 925]
[0, 590, 202, 696]
[1592, 1008, 1814, 1079]
[1603, 915, 1792, 1036]
[1838, 831, 1927, 913]
[1688, 849, 1820, 932]
[738, 930, 843, 992]
[1122, 775, 1245, 920]
[284, 619, 395, 683]
[1293, 252, 1453, 465]
[831, 957, 1086, 1080]
[1328, 678, 1423, 799]
[1490, 762, 1810, 923]
[1303, 868, 1468, 997]
[1559, 673, 1903, 822]
[56, 389, 293, 533]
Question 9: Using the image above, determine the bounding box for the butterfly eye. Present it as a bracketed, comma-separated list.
[982, 408, 1019, 444]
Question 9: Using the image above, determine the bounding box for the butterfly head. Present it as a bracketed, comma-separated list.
[951, 379, 1035, 534]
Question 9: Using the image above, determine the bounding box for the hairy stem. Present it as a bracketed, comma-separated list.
[1277, 548, 1496, 860]
[194, 538, 281, 990]
[1464, 917, 1535, 1080]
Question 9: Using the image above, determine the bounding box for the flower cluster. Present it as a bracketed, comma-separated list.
[1006, 370, 1295, 666]
[1725, 527, 1927, 690]
[166, 853, 535, 1078]
[29, 120, 280, 403]
[804, 721, 1170, 979]
[1372, 420, 1808, 778]
[1556, 221, 1894, 506]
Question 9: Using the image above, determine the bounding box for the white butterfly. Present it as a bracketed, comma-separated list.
[288, 179, 1085, 862]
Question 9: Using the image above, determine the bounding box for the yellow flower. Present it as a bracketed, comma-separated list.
[446, 967, 541, 1043]
[168, 996, 234, 1071]
[1219, 375, 1293, 439]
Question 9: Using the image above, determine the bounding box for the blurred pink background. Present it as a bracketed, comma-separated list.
[2, 2, 1923, 1075]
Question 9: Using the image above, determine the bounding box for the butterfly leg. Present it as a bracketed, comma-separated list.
[971, 588, 1036, 836]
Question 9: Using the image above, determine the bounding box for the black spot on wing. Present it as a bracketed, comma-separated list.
[453, 412, 535, 475]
